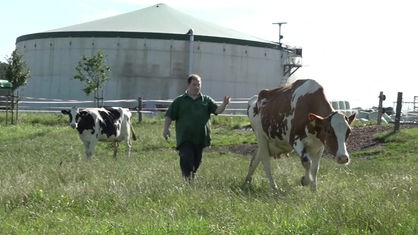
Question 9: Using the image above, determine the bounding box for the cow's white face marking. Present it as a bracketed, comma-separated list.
[330, 112, 350, 164]
[69, 107, 79, 129]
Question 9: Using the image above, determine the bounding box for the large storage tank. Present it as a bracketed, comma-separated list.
[15, 3, 302, 108]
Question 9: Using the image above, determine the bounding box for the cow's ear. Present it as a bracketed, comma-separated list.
[308, 113, 324, 122]
[61, 110, 70, 115]
[347, 113, 356, 125]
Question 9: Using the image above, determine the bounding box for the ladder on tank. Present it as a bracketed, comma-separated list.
[281, 51, 302, 86]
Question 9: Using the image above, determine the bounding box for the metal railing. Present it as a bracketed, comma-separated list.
[0, 96, 251, 122]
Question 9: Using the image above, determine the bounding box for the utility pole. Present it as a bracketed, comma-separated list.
[272, 22, 287, 45]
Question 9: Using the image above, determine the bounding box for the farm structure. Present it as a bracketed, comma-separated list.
[15, 3, 302, 109]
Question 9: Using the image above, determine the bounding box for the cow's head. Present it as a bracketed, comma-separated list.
[308, 111, 356, 165]
[61, 107, 80, 129]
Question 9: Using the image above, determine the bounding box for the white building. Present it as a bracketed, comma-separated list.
[16, 3, 302, 108]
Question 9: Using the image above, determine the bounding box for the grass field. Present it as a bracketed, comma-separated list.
[0, 113, 417, 234]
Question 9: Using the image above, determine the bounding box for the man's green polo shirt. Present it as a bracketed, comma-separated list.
[165, 92, 218, 149]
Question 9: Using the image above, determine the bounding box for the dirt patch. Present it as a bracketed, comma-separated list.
[215, 125, 413, 156]
[345, 125, 391, 151]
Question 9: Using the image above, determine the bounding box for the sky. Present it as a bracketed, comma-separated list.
[2, 0, 417, 110]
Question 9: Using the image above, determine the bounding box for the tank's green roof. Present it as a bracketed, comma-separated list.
[17, 3, 281, 48]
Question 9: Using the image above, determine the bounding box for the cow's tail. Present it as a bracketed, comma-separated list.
[130, 123, 137, 141]
[247, 95, 258, 117]
[123, 108, 137, 141]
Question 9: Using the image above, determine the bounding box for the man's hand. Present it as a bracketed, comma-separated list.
[163, 129, 170, 140]
[163, 116, 172, 140]
[223, 96, 231, 105]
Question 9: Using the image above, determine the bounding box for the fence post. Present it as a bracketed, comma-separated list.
[137, 97, 143, 123]
[5, 92, 9, 125]
[394, 92, 402, 132]
[15, 91, 19, 124]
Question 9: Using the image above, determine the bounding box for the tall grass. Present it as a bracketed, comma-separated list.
[0, 113, 417, 234]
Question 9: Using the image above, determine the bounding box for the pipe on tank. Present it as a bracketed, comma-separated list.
[187, 28, 194, 75]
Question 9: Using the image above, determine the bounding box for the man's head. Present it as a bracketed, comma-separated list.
[187, 74, 201, 96]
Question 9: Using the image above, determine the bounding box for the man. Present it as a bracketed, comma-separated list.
[163, 74, 230, 180]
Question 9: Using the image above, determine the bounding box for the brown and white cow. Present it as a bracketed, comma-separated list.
[245, 79, 356, 191]
[61, 106, 137, 159]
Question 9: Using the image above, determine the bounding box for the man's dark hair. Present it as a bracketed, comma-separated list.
[187, 74, 201, 84]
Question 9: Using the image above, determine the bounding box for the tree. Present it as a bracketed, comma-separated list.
[5, 49, 31, 124]
[74, 50, 111, 107]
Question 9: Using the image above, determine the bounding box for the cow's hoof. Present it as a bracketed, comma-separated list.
[273, 187, 286, 196]
[301, 176, 309, 186]
[241, 180, 252, 191]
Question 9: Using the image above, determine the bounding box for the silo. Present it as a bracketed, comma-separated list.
[15, 3, 302, 108]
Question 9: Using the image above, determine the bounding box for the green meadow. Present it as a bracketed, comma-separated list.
[0, 113, 417, 234]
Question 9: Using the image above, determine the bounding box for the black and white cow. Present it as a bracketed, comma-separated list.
[61, 106, 137, 159]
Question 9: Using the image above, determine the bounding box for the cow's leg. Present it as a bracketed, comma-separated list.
[245, 138, 277, 190]
[260, 152, 278, 190]
[309, 157, 319, 192]
[125, 135, 132, 158]
[295, 139, 324, 191]
[113, 142, 119, 159]
[245, 135, 268, 184]
[300, 151, 312, 187]
[293, 140, 312, 187]
[83, 140, 95, 160]
[308, 148, 324, 192]
[245, 150, 261, 184]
